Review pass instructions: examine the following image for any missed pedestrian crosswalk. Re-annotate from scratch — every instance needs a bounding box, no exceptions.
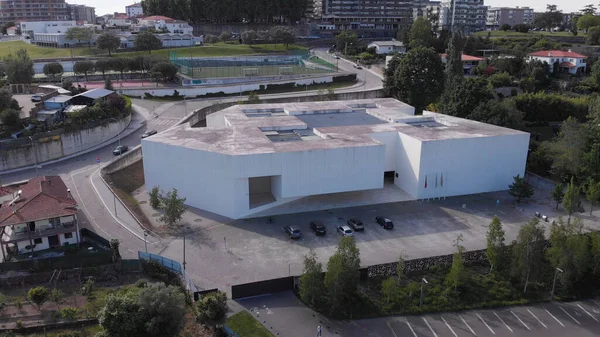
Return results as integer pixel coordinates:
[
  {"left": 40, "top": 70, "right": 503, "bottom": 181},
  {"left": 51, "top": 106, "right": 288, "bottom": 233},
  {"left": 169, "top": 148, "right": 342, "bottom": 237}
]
[{"left": 148, "top": 118, "right": 178, "bottom": 127}]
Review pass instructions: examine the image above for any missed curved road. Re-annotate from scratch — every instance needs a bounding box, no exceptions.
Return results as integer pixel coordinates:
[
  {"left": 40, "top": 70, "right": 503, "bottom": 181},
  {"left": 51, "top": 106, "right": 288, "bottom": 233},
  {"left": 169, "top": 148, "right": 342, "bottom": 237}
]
[{"left": 0, "top": 59, "right": 383, "bottom": 259}]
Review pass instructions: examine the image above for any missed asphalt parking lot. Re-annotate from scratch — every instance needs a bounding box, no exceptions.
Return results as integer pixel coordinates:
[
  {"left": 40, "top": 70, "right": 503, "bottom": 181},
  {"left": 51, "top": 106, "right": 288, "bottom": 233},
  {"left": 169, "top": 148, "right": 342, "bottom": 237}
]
[
  {"left": 158, "top": 192, "right": 532, "bottom": 290},
  {"left": 366, "top": 299, "right": 600, "bottom": 337}
]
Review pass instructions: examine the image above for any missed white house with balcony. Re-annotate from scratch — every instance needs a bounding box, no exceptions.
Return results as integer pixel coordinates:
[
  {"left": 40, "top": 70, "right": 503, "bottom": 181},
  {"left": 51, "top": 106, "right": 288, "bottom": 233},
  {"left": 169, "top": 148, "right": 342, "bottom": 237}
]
[
  {"left": 528, "top": 50, "right": 587, "bottom": 75},
  {"left": 137, "top": 15, "right": 193, "bottom": 34},
  {"left": 0, "top": 176, "right": 79, "bottom": 260}
]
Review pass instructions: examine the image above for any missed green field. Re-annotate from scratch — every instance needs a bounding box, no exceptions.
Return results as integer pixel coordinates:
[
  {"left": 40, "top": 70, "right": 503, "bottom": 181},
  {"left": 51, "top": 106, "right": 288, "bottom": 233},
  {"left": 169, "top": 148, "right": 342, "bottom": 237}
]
[
  {"left": 473, "top": 30, "right": 585, "bottom": 38},
  {"left": 0, "top": 41, "right": 307, "bottom": 60},
  {"left": 226, "top": 311, "right": 274, "bottom": 337}
]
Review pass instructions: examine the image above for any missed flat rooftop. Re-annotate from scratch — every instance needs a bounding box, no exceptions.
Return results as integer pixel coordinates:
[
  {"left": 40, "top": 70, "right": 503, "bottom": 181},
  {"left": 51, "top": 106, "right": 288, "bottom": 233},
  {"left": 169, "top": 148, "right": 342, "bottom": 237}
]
[{"left": 145, "top": 98, "right": 528, "bottom": 155}]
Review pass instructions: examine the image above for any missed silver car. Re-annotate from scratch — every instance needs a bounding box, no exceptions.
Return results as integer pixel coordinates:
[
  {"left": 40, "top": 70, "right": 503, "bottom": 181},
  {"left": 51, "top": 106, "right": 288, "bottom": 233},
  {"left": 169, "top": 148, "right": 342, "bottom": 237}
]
[{"left": 337, "top": 225, "right": 354, "bottom": 237}]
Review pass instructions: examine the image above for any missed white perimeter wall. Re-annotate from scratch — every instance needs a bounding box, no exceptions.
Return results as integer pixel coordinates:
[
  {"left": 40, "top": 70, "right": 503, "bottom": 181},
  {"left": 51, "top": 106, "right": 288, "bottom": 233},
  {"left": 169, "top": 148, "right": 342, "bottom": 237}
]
[
  {"left": 143, "top": 140, "right": 385, "bottom": 218},
  {"left": 415, "top": 134, "right": 530, "bottom": 199}
]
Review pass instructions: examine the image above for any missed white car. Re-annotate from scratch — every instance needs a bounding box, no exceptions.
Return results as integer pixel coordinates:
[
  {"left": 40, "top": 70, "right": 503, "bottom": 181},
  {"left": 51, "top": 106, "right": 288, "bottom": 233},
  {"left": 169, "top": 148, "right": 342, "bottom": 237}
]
[{"left": 337, "top": 225, "right": 354, "bottom": 237}]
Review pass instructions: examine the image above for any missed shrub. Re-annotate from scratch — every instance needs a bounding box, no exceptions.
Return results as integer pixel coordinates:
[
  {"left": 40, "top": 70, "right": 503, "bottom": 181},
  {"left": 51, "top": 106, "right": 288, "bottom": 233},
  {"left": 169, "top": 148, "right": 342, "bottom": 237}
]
[
  {"left": 15, "top": 320, "right": 23, "bottom": 328},
  {"left": 514, "top": 92, "right": 590, "bottom": 122},
  {"left": 489, "top": 72, "right": 512, "bottom": 88},
  {"left": 27, "top": 286, "right": 49, "bottom": 311}
]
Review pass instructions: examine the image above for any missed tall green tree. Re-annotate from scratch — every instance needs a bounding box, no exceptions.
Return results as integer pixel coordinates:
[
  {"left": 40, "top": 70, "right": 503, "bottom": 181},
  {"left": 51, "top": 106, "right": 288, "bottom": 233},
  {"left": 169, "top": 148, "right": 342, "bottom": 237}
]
[
  {"left": 65, "top": 27, "right": 94, "bottom": 48},
  {"left": 440, "top": 77, "right": 493, "bottom": 117},
  {"left": 546, "top": 218, "right": 589, "bottom": 293},
  {"left": 110, "top": 58, "right": 130, "bottom": 80},
  {"left": 409, "top": 16, "right": 434, "bottom": 48},
  {"left": 563, "top": 177, "right": 582, "bottom": 217},
  {"left": 3, "top": 48, "right": 34, "bottom": 84},
  {"left": 96, "top": 33, "right": 121, "bottom": 56},
  {"left": 585, "top": 179, "right": 600, "bottom": 215},
  {"left": 386, "top": 47, "right": 444, "bottom": 114},
  {"left": 138, "top": 283, "right": 186, "bottom": 337},
  {"left": 468, "top": 99, "right": 525, "bottom": 129},
  {"left": 533, "top": 7, "right": 564, "bottom": 32},
  {"left": 135, "top": 31, "right": 162, "bottom": 54},
  {"left": 42, "top": 62, "right": 64, "bottom": 82},
  {"left": 0, "top": 109, "right": 22, "bottom": 130},
  {"left": 159, "top": 188, "right": 186, "bottom": 228},
  {"left": 540, "top": 117, "right": 588, "bottom": 181},
  {"left": 269, "top": 26, "right": 296, "bottom": 50},
  {"left": 299, "top": 250, "right": 325, "bottom": 308},
  {"left": 444, "top": 31, "right": 465, "bottom": 87},
  {"left": 581, "top": 4, "right": 597, "bottom": 15},
  {"left": 335, "top": 31, "right": 358, "bottom": 55},
  {"left": 508, "top": 174, "right": 534, "bottom": 203},
  {"left": 577, "top": 14, "right": 600, "bottom": 32},
  {"left": 95, "top": 58, "right": 113, "bottom": 79},
  {"left": 98, "top": 294, "right": 141, "bottom": 337},
  {"left": 150, "top": 62, "right": 178, "bottom": 81},
  {"left": 325, "top": 236, "right": 360, "bottom": 318},
  {"left": 512, "top": 217, "right": 546, "bottom": 293},
  {"left": 73, "top": 60, "right": 95, "bottom": 81},
  {"left": 446, "top": 234, "right": 466, "bottom": 293},
  {"left": 552, "top": 183, "right": 565, "bottom": 210},
  {"left": 486, "top": 216, "right": 505, "bottom": 273},
  {"left": 590, "top": 231, "right": 600, "bottom": 274}
]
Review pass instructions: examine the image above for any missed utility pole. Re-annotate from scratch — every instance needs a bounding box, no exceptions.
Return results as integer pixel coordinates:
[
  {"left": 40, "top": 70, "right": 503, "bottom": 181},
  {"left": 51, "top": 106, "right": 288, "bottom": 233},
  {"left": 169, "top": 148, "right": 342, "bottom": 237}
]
[
  {"left": 143, "top": 231, "right": 148, "bottom": 254},
  {"left": 182, "top": 236, "right": 187, "bottom": 270}
]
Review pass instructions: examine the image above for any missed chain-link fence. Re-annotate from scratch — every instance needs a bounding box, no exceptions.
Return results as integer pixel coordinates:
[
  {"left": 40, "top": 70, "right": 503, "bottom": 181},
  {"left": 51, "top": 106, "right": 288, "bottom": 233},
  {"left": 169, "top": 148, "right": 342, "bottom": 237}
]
[{"left": 171, "top": 52, "right": 337, "bottom": 79}]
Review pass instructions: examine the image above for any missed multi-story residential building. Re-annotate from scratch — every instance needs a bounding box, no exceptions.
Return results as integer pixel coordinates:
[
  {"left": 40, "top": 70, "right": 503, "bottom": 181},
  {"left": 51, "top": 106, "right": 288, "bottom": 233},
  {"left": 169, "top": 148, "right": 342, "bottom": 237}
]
[
  {"left": 0, "top": 0, "right": 69, "bottom": 25},
  {"left": 413, "top": 1, "right": 442, "bottom": 30},
  {"left": 439, "top": 0, "right": 487, "bottom": 34},
  {"left": 486, "top": 7, "right": 533, "bottom": 29},
  {"left": 318, "top": 0, "right": 414, "bottom": 33},
  {"left": 126, "top": 2, "right": 144, "bottom": 18},
  {"left": 68, "top": 4, "right": 95, "bottom": 23},
  {"left": 0, "top": 176, "right": 80, "bottom": 259},
  {"left": 528, "top": 50, "right": 587, "bottom": 75}
]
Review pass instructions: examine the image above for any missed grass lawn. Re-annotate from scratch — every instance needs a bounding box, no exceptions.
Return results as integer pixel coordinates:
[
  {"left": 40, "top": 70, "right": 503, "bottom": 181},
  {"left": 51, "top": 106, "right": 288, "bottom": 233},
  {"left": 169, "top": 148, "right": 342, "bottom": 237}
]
[
  {"left": 0, "top": 40, "right": 307, "bottom": 60},
  {"left": 473, "top": 30, "right": 585, "bottom": 38},
  {"left": 226, "top": 311, "right": 274, "bottom": 337}
]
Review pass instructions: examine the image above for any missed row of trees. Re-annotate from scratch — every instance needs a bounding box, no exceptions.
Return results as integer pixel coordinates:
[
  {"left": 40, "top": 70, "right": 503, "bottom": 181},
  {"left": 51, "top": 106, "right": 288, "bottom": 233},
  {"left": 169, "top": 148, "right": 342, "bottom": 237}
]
[
  {"left": 141, "top": 0, "right": 307, "bottom": 24},
  {"left": 300, "top": 215, "right": 600, "bottom": 318},
  {"left": 69, "top": 57, "right": 178, "bottom": 82}
]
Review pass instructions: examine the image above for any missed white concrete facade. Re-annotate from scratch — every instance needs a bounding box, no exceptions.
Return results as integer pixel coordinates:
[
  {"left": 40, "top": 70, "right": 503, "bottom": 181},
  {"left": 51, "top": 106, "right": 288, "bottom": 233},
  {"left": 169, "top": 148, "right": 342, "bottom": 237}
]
[
  {"left": 19, "top": 20, "right": 76, "bottom": 36},
  {"left": 142, "top": 99, "right": 530, "bottom": 219},
  {"left": 527, "top": 50, "right": 587, "bottom": 75},
  {"left": 367, "top": 41, "right": 406, "bottom": 55},
  {"left": 126, "top": 3, "right": 144, "bottom": 17}
]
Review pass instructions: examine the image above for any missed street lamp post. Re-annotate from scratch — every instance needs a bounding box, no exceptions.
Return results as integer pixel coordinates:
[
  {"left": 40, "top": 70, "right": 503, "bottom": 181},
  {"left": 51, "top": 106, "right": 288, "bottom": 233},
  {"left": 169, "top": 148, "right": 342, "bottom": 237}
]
[
  {"left": 420, "top": 278, "right": 428, "bottom": 308},
  {"left": 143, "top": 231, "right": 148, "bottom": 254},
  {"left": 551, "top": 267, "right": 564, "bottom": 300}
]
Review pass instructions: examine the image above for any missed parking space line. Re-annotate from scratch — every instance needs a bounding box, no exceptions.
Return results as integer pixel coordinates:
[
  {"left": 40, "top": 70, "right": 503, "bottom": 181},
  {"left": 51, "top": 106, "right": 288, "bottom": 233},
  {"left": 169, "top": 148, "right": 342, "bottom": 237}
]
[
  {"left": 441, "top": 317, "right": 458, "bottom": 337},
  {"left": 510, "top": 310, "right": 530, "bottom": 331},
  {"left": 476, "top": 313, "right": 495, "bottom": 335},
  {"left": 559, "top": 306, "right": 581, "bottom": 325},
  {"left": 493, "top": 311, "right": 513, "bottom": 333},
  {"left": 577, "top": 303, "right": 599, "bottom": 322},
  {"left": 386, "top": 321, "right": 399, "bottom": 337},
  {"left": 422, "top": 317, "right": 438, "bottom": 337},
  {"left": 459, "top": 315, "right": 477, "bottom": 336},
  {"left": 406, "top": 321, "right": 418, "bottom": 337},
  {"left": 545, "top": 309, "right": 565, "bottom": 327},
  {"left": 527, "top": 309, "right": 547, "bottom": 328},
  {"left": 592, "top": 300, "right": 600, "bottom": 308}
]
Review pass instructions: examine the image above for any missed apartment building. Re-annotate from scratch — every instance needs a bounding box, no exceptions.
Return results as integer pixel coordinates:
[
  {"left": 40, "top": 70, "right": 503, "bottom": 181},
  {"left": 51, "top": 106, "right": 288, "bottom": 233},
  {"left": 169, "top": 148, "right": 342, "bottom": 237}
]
[
  {"left": 126, "top": 2, "right": 144, "bottom": 18},
  {"left": 0, "top": 0, "right": 69, "bottom": 25},
  {"left": 439, "top": 0, "right": 486, "bottom": 34},
  {"left": 486, "top": 7, "right": 533, "bottom": 29},
  {"left": 413, "top": 1, "right": 442, "bottom": 29},
  {"left": 68, "top": 4, "right": 95, "bottom": 23},
  {"left": 318, "top": 0, "right": 414, "bottom": 32}
]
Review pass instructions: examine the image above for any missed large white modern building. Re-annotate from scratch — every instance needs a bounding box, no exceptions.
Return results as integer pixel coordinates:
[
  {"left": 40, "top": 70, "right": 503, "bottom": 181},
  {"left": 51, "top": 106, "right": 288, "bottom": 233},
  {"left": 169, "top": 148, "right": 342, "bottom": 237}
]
[{"left": 142, "top": 99, "right": 530, "bottom": 219}]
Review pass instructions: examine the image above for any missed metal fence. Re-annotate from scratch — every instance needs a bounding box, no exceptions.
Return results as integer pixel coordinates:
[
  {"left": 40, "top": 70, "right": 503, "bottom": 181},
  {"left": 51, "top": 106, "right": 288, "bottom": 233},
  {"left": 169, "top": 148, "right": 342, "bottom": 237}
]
[{"left": 138, "top": 251, "right": 198, "bottom": 294}]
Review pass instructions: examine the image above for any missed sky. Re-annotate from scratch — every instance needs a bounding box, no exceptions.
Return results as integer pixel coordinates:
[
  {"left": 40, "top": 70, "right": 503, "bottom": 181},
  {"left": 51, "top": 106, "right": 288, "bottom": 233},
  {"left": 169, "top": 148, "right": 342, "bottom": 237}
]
[{"left": 70, "top": 0, "right": 589, "bottom": 17}]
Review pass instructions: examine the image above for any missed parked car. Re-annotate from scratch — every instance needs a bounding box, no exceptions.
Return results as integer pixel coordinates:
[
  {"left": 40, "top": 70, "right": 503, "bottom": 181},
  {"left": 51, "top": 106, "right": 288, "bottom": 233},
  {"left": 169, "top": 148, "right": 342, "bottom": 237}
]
[
  {"left": 354, "top": 64, "right": 362, "bottom": 69},
  {"left": 141, "top": 130, "right": 158, "bottom": 138},
  {"left": 284, "top": 225, "right": 302, "bottom": 239},
  {"left": 334, "top": 55, "right": 340, "bottom": 59},
  {"left": 112, "top": 145, "right": 129, "bottom": 155},
  {"left": 310, "top": 221, "right": 327, "bottom": 236},
  {"left": 375, "top": 216, "right": 394, "bottom": 229},
  {"left": 347, "top": 218, "right": 364, "bottom": 232},
  {"left": 337, "top": 225, "right": 354, "bottom": 237},
  {"left": 31, "top": 93, "right": 44, "bottom": 102}
]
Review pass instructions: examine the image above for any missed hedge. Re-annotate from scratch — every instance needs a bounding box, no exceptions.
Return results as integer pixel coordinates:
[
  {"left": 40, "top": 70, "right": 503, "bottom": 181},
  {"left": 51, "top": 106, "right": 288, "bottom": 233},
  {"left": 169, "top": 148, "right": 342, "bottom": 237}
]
[{"left": 514, "top": 92, "right": 590, "bottom": 122}]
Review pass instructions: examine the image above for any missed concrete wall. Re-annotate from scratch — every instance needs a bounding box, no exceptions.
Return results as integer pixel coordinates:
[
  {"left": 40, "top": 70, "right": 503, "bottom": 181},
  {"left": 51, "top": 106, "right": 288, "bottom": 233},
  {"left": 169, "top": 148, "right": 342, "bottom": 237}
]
[
  {"left": 415, "top": 133, "right": 530, "bottom": 199},
  {"left": 143, "top": 140, "right": 386, "bottom": 219},
  {"left": 0, "top": 115, "right": 131, "bottom": 171},
  {"left": 394, "top": 133, "right": 423, "bottom": 198},
  {"left": 101, "top": 144, "right": 143, "bottom": 175}
]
